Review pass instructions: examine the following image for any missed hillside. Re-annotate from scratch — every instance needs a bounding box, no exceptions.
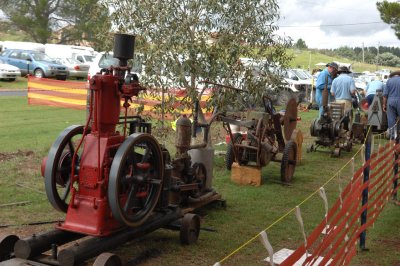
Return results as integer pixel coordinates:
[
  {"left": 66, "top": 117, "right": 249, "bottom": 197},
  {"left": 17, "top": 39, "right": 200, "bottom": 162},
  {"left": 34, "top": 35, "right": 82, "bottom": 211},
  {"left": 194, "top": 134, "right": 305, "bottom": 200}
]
[{"left": 289, "top": 49, "right": 398, "bottom": 73}]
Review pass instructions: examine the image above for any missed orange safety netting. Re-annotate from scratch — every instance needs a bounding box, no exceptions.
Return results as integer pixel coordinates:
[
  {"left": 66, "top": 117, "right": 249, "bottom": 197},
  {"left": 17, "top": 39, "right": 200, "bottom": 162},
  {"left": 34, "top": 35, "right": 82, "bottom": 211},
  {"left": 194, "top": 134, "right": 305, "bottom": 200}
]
[
  {"left": 279, "top": 141, "right": 400, "bottom": 266},
  {"left": 27, "top": 76, "right": 212, "bottom": 119}
]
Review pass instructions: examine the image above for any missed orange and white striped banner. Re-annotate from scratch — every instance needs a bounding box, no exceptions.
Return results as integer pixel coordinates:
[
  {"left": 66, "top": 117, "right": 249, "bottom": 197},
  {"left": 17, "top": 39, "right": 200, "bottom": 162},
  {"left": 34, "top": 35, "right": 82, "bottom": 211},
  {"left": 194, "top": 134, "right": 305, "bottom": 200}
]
[{"left": 27, "top": 76, "right": 212, "bottom": 119}]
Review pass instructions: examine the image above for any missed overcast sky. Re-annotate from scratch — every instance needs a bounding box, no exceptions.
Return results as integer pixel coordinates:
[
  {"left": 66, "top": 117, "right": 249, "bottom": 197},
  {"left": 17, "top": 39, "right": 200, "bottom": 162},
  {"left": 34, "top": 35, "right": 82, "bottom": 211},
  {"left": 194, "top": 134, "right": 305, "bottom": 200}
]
[{"left": 276, "top": 0, "right": 399, "bottom": 49}]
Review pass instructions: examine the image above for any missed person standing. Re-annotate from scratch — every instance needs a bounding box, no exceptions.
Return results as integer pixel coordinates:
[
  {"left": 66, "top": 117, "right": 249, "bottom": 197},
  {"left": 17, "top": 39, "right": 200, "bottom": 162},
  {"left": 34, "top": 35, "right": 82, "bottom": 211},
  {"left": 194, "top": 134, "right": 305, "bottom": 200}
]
[
  {"left": 330, "top": 66, "right": 356, "bottom": 114},
  {"left": 315, "top": 62, "right": 338, "bottom": 117},
  {"left": 383, "top": 71, "right": 400, "bottom": 139},
  {"left": 365, "top": 77, "right": 384, "bottom": 106}
]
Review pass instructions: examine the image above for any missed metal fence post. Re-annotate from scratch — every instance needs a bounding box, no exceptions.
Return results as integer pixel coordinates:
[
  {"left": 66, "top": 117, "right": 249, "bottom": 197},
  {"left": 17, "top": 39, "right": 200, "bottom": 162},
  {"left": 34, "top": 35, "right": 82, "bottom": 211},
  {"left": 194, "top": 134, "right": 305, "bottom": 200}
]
[{"left": 360, "top": 126, "right": 371, "bottom": 250}]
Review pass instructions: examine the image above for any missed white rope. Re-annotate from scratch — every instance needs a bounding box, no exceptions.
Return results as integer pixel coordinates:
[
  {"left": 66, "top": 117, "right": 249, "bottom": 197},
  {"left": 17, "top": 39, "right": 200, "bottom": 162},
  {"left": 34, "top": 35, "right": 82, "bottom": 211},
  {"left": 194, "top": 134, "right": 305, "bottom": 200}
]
[
  {"left": 295, "top": 206, "right": 308, "bottom": 256},
  {"left": 338, "top": 172, "right": 343, "bottom": 210},
  {"left": 260, "top": 231, "right": 275, "bottom": 266},
  {"left": 318, "top": 187, "right": 329, "bottom": 219}
]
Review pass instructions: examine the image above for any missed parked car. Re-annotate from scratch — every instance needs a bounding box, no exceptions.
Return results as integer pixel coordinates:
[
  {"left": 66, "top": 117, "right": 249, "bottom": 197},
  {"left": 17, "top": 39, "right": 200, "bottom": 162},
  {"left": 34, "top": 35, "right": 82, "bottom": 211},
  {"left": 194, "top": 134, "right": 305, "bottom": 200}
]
[
  {"left": 0, "top": 59, "right": 21, "bottom": 81},
  {"left": 87, "top": 52, "right": 119, "bottom": 80},
  {"left": 54, "top": 58, "right": 89, "bottom": 80},
  {"left": 268, "top": 67, "right": 313, "bottom": 103},
  {"left": 88, "top": 52, "right": 143, "bottom": 80},
  {"left": 0, "top": 49, "right": 68, "bottom": 80}
]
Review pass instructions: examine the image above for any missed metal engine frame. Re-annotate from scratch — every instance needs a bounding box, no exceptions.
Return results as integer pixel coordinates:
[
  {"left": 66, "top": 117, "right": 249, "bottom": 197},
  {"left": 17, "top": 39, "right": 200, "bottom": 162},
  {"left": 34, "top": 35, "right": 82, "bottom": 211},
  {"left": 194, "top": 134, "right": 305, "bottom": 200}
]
[{"left": 308, "top": 87, "right": 353, "bottom": 157}]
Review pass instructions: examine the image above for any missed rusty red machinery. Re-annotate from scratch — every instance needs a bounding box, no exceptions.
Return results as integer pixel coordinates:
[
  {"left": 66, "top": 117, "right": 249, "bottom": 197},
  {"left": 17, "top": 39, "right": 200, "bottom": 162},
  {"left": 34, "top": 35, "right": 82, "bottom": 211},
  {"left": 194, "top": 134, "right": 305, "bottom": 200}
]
[
  {"left": 221, "top": 93, "right": 300, "bottom": 183},
  {"left": 0, "top": 34, "right": 222, "bottom": 266}
]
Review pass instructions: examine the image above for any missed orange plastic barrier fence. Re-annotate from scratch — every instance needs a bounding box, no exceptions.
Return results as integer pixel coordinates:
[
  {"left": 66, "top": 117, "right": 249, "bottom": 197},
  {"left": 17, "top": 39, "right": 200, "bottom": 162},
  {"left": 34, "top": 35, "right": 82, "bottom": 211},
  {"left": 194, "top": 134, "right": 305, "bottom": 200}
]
[{"left": 280, "top": 142, "right": 399, "bottom": 266}]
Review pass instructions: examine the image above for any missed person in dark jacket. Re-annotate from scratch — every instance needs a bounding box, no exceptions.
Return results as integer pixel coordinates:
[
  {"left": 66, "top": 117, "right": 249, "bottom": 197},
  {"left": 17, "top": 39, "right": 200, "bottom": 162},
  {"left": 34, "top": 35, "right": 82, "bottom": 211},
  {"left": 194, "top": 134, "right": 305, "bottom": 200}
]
[{"left": 383, "top": 71, "right": 400, "bottom": 139}]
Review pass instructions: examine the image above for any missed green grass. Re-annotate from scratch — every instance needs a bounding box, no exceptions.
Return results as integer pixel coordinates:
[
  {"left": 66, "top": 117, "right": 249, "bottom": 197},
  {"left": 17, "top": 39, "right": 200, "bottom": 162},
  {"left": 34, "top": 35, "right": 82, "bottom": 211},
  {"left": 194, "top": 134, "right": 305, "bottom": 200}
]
[
  {"left": 289, "top": 49, "right": 398, "bottom": 73},
  {"left": 0, "top": 97, "right": 399, "bottom": 265},
  {"left": 0, "top": 77, "right": 28, "bottom": 90}
]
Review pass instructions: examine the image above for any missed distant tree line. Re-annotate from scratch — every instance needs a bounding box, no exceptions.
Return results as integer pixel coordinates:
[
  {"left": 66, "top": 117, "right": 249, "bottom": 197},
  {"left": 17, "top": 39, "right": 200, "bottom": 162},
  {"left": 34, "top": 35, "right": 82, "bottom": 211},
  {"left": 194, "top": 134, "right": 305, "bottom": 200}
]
[{"left": 318, "top": 46, "right": 400, "bottom": 67}]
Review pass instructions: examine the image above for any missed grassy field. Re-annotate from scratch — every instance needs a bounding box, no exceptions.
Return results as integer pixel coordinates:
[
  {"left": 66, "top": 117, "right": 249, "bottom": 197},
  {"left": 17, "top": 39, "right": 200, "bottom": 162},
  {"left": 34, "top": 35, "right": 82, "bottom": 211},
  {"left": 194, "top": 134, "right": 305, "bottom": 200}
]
[
  {"left": 0, "top": 77, "right": 28, "bottom": 90},
  {"left": 289, "top": 49, "right": 398, "bottom": 73},
  {"left": 0, "top": 96, "right": 399, "bottom": 265}
]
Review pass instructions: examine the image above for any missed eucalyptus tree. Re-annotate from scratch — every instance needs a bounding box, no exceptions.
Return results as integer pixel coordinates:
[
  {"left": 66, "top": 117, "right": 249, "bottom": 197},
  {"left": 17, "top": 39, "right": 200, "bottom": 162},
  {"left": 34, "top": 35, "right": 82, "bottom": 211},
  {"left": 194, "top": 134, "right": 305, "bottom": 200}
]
[
  {"left": 0, "top": 0, "right": 110, "bottom": 48},
  {"left": 105, "top": 0, "right": 292, "bottom": 114},
  {"left": 377, "top": 0, "right": 400, "bottom": 40}
]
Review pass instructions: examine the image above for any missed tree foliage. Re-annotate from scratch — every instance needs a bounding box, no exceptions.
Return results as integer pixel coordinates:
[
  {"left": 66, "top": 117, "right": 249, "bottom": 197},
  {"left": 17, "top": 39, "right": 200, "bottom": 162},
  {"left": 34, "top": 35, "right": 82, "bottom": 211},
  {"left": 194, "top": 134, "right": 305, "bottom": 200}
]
[
  {"left": 0, "top": 0, "right": 111, "bottom": 48},
  {"left": 105, "top": 0, "right": 292, "bottom": 114},
  {"left": 376, "top": 52, "right": 400, "bottom": 67},
  {"left": 377, "top": 0, "right": 400, "bottom": 39},
  {"left": 294, "top": 38, "right": 308, "bottom": 50}
]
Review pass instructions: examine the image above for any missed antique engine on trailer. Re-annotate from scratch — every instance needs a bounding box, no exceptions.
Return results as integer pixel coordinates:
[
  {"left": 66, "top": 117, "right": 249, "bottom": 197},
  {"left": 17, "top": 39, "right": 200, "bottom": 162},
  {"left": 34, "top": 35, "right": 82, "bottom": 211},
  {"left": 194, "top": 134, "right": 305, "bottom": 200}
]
[
  {"left": 41, "top": 33, "right": 219, "bottom": 238},
  {"left": 309, "top": 86, "right": 353, "bottom": 157}
]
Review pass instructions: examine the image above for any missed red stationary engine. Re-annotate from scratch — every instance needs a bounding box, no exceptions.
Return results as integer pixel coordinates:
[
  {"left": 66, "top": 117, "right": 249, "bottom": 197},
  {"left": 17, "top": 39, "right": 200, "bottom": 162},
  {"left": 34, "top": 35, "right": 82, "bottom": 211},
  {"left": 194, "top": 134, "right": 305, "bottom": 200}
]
[{"left": 42, "top": 34, "right": 165, "bottom": 236}]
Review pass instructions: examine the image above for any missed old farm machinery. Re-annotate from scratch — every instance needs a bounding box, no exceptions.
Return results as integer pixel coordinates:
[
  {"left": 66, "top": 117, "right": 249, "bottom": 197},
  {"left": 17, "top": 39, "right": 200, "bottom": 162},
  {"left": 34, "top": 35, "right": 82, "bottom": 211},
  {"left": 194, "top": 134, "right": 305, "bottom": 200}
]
[
  {"left": 308, "top": 84, "right": 353, "bottom": 157},
  {"left": 0, "top": 34, "right": 222, "bottom": 266},
  {"left": 223, "top": 94, "right": 300, "bottom": 183}
]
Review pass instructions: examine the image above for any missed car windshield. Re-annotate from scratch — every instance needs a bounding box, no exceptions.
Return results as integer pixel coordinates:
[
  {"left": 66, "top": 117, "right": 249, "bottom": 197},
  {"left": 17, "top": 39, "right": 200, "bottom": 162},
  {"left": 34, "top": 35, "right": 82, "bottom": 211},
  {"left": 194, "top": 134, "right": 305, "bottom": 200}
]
[
  {"left": 66, "top": 58, "right": 82, "bottom": 64},
  {"left": 292, "top": 69, "right": 309, "bottom": 80},
  {"left": 84, "top": 55, "right": 94, "bottom": 62},
  {"left": 31, "top": 52, "right": 53, "bottom": 62},
  {"left": 0, "top": 59, "right": 5, "bottom": 64}
]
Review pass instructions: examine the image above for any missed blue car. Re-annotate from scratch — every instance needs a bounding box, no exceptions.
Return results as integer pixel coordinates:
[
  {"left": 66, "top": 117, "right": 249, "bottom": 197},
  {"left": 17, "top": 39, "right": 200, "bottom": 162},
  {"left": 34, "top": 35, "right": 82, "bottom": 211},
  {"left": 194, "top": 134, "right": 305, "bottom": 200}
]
[{"left": 0, "top": 49, "right": 69, "bottom": 80}]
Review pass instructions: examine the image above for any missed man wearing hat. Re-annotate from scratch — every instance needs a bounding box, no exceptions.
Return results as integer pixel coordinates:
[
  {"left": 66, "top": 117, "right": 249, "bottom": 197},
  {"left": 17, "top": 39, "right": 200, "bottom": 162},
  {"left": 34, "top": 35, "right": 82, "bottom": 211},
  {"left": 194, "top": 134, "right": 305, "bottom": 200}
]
[
  {"left": 330, "top": 65, "right": 356, "bottom": 114},
  {"left": 315, "top": 62, "right": 338, "bottom": 117}
]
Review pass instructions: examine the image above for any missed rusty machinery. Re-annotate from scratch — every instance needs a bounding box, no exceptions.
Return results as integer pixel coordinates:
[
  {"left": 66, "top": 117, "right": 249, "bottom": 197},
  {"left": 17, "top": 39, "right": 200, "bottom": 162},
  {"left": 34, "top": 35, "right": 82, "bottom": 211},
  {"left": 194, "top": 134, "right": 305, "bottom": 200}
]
[
  {"left": 358, "top": 89, "right": 388, "bottom": 133},
  {"left": 222, "top": 95, "right": 299, "bottom": 183},
  {"left": 0, "top": 34, "right": 222, "bottom": 266},
  {"left": 308, "top": 85, "right": 353, "bottom": 157}
]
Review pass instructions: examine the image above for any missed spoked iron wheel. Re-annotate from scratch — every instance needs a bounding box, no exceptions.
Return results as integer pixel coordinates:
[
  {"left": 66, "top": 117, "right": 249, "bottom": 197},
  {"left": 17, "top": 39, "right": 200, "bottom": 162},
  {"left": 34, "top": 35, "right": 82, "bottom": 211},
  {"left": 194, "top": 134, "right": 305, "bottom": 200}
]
[
  {"left": 281, "top": 140, "right": 297, "bottom": 183},
  {"left": 108, "top": 133, "right": 164, "bottom": 227},
  {"left": 44, "top": 125, "right": 88, "bottom": 212},
  {"left": 226, "top": 133, "right": 247, "bottom": 170}
]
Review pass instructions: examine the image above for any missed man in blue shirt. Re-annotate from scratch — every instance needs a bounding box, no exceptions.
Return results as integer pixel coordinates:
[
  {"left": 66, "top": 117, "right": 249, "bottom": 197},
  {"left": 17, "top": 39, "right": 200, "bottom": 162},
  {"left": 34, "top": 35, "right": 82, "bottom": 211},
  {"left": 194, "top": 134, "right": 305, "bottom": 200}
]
[
  {"left": 383, "top": 71, "right": 400, "bottom": 139},
  {"left": 365, "top": 77, "right": 384, "bottom": 106},
  {"left": 315, "top": 62, "right": 338, "bottom": 117},
  {"left": 331, "top": 66, "right": 356, "bottom": 114}
]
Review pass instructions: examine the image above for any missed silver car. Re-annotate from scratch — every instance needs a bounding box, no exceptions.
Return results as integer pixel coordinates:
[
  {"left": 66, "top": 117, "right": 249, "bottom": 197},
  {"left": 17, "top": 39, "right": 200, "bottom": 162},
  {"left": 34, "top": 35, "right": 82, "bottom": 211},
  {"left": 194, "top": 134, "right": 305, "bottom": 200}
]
[
  {"left": 0, "top": 59, "right": 21, "bottom": 81},
  {"left": 54, "top": 58, "right": 89, "bottom": 80}
]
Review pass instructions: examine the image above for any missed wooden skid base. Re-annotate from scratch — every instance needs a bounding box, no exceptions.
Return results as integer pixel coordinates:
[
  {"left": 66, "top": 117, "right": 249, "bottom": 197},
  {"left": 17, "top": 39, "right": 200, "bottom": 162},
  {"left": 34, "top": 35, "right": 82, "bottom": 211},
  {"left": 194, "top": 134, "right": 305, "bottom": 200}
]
[{"left": 230, "top": 163, "right": 262, "bottom": 186}]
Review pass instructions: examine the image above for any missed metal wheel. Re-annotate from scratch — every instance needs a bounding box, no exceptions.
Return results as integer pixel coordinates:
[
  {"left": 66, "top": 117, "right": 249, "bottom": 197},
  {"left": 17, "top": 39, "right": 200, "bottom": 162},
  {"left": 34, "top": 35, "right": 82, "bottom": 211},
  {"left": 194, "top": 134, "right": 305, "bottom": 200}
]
[
  {"left": 306, "top": 144, "right": 314, "bottom": 153},
  {"left": 332, "top": 147, "right": 341, "bottom": 158},
  {"left": 108, "top": 133, "right": 164, "bottom": 227},
  {"left": 225, "top": 133, "right": 246, "bottom": 170},
  {"left": 94, "top": 253, "right": 122, "bottom": 266},
  {"left": 180, "top": 213, "right": 200, "bottom": 245},
  {"left": 0, "top": 234, "right": 19, "bottom": 261},
  {"left": 345, "top": 141, "right": 352, "bottom": 152},
  {"left": 191, "top": 163, "right": 207, "bottom": 197},
  {"left": 34, "top": 68, "right": 44, "bottom": 78},
  {"left": 283, "top": 98, "right": 298, "bottom": 141},
  {"left": 281, "top": 140, "right": 297, "bottom": 183},
  {"left": 45, "top": 125, "right": 88, "bottom": 212}
]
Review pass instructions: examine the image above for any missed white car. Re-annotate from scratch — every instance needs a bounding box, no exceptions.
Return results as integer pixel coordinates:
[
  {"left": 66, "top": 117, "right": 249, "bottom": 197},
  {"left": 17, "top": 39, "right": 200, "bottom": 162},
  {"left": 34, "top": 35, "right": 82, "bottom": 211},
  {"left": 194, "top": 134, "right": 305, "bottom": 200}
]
[
  {"left": 0, "top": 59, "right": 21, "bottom": 81},
  {"left": 88, "top": 52, "right": 144, "bottom": 80}
]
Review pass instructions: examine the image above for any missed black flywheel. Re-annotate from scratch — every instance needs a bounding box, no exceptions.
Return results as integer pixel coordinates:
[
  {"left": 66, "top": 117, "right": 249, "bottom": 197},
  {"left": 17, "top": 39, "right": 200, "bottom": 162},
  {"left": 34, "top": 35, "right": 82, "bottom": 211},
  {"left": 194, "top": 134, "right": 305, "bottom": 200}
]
[
  {"left": 108, "top": 133, "right": 164, "bottom": 227},
  {"left": 44, "top": 125, "right": 89, "bottom": 212}
]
